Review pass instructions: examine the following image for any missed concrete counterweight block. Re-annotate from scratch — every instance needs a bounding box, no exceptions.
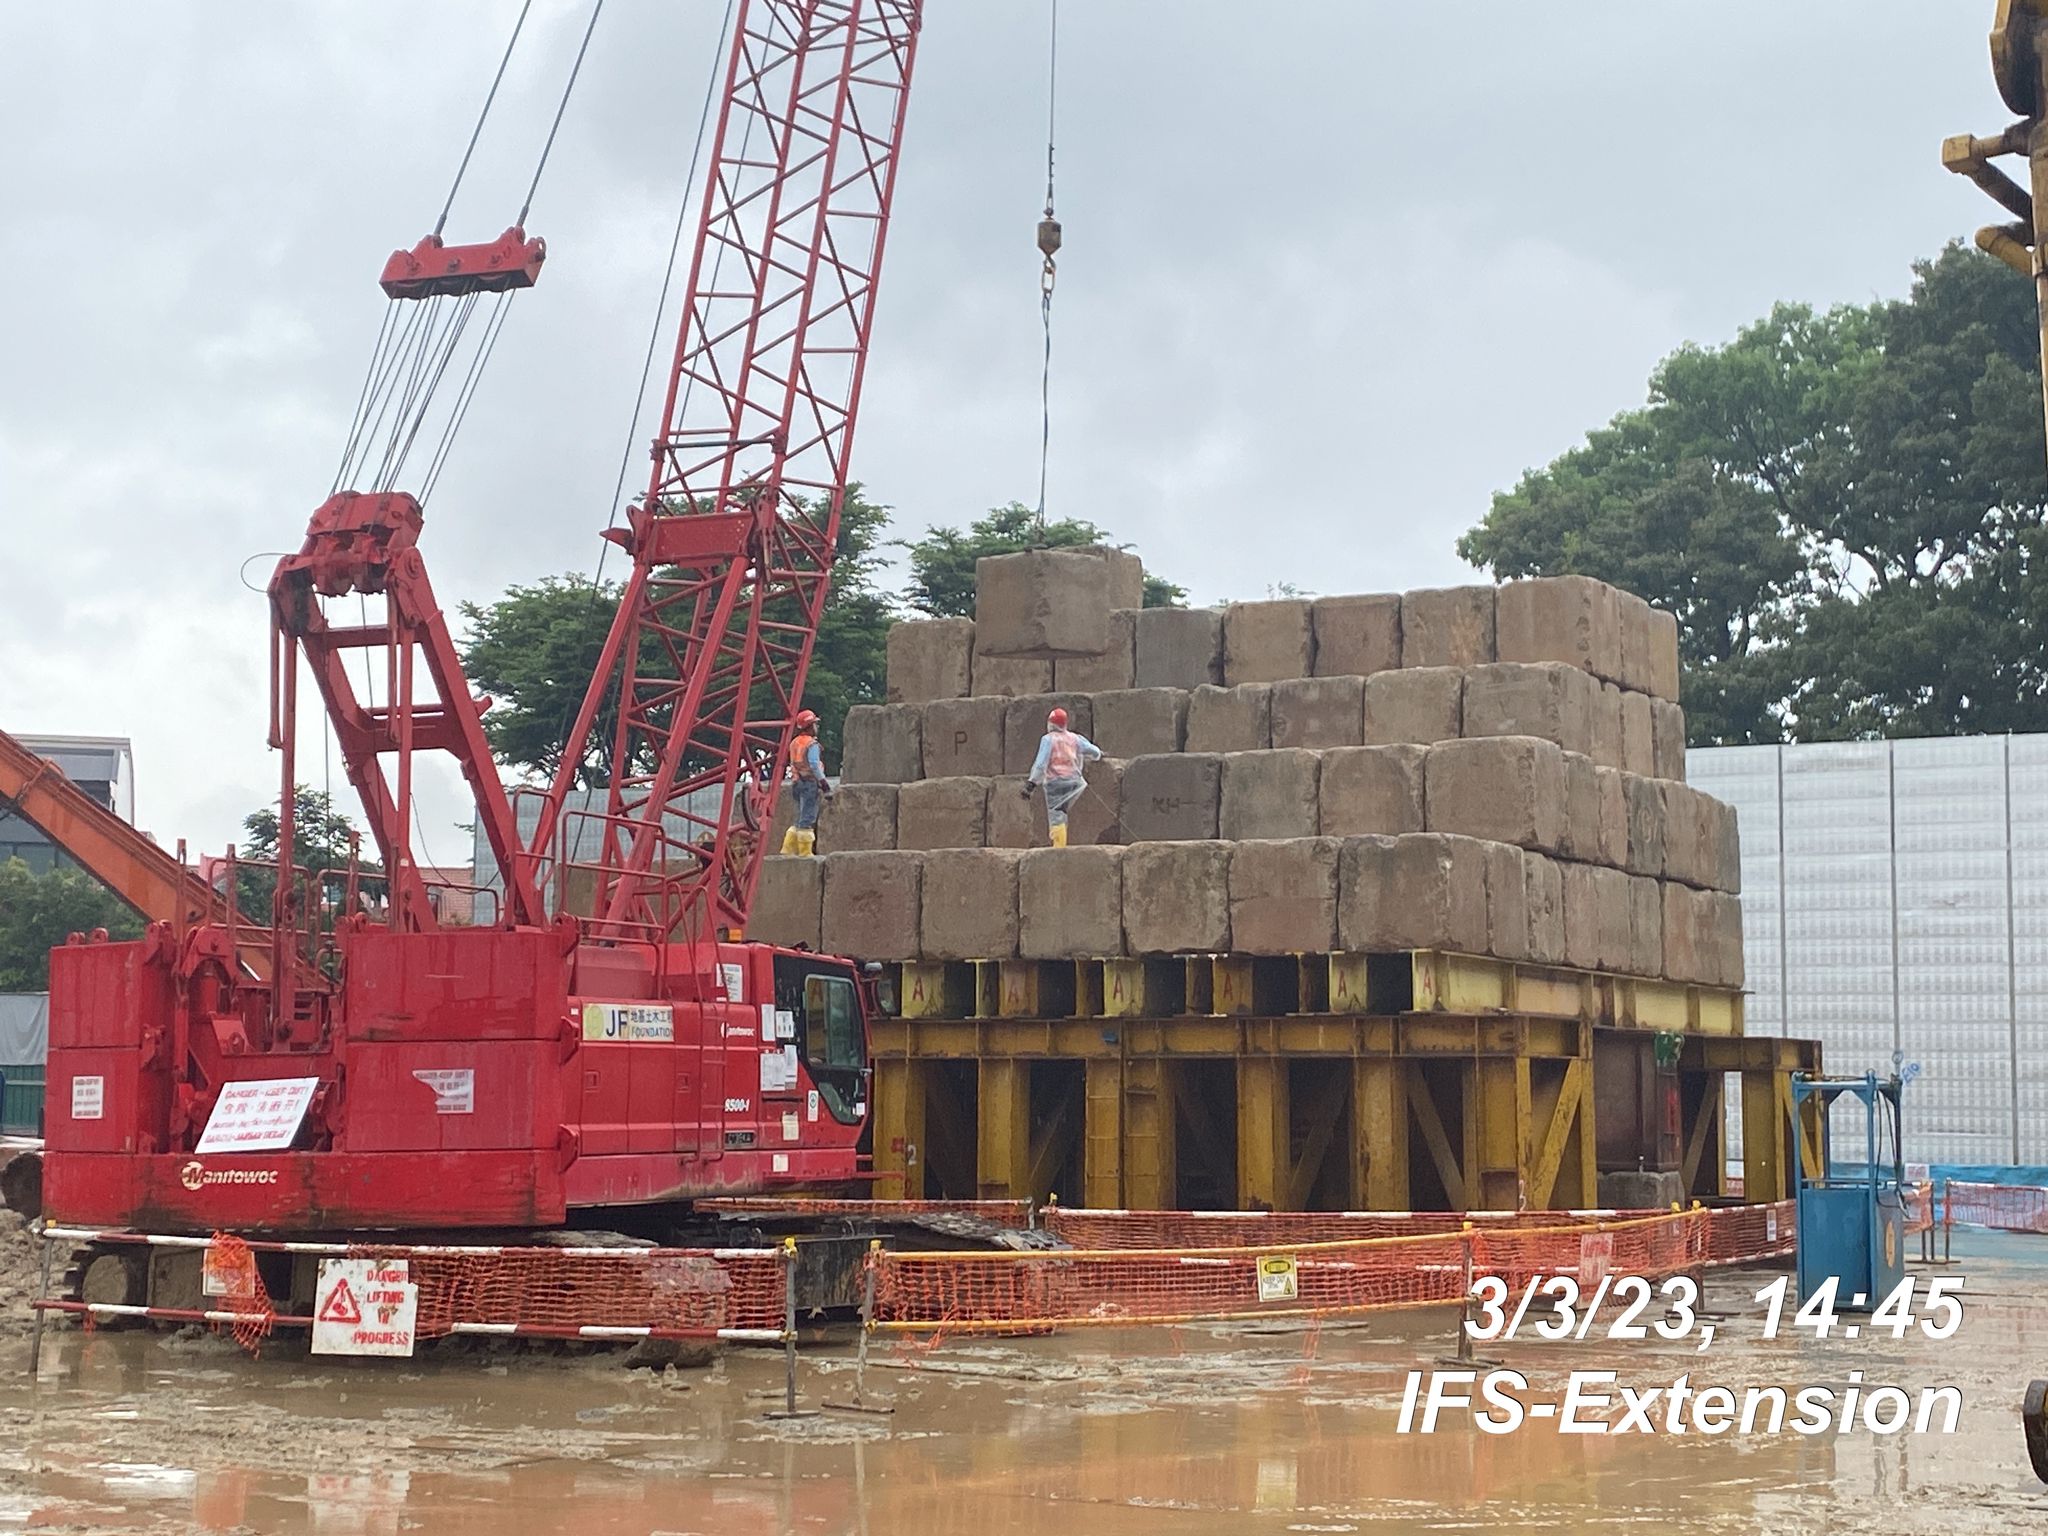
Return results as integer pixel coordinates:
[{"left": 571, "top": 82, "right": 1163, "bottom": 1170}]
[
  {"left": 1318, "top": 744, "right": 1426, "bottom": 836},
  {"left": 1092, "top": 688, "right": 1188, "bottom": 760},
  {"left": 1617, "top": 591, "right": 1655, "bottom": 695},
  {"left": 974, "top": 547, "right": 1141, "bottom": 660},
  {"left": 1219, "top": 749, "right": 1321, "bottom": 841},
  {"left": 971, "top": 652, "right": 1054, "bottom": 698},
  {"left": 1647, "top": 608, "right": 1682, "bottom": 702},
  {"left": 1619, "top": 689, "right": 1655, "bottom": 777},
  {"left": 895, "top": 777, "right": 991, "bottom": 851},
  {"left": 1423, "top": 735, "right": 1566, "bottom": 854},
  {"left": 1524, "top": 852, "right": 1566, "bottom": 965},
  {"left": 1363, "top": 667, "right": 1462, "bottom": 745},
  {"left": 1702, "top": 794, "right": 1742, "bottom": 894},
  {"left": 1562, "top": 861, "right": 1631, "bottom": 973},
  {"left": 1701, "top": 890, "right": 1745, "bottom": 987},
  {"left": 1400, "top": 586, "right": 1497, "bottom": 668},
  {"left": 1650, "top": 698, "right": 1687, "bottom": 782},
  {"left": 1222, "top": 599, "right": 1315, "bottom": 685},
  {"left": 1627, "top": 874, "right": 1663, "bottom": 979},
  {"left": 1338, "top": 834, "right": 1488, "bottom": 954},
  {"left": 1133, "top": 606, "right": 1224, "bottom": 690},
  {"left": 1622, "top": 773, "right": 1667, "bottom": 878},
  {"left": 748, "top": 855, "right": 823, "bottom": 951},
  {"left": 885, "top": 617, "right": 973, "bottom": 704},
  {"left": 1310, "top": 593, "right": 1401, "bottom": 679},
  {"left": 840, "top": 703, "right": 923, "bottom": 784},
  {"left": 987, "top": 774, "right": 1046, "bottom": 849},
  {"left": 1461, "top": 662, "right": 1599, "bottom": 757},
  {"left": 821, "top": 850, "right": 922, "bottom": 962},
  {"left": 1064, "top": 757, "right": 1127, "bottom": 847},
  {"left": 1019, "top": 845, "right": 1126, "bottom": 958},
  {"left": 817, "top": 783, "right": 898, "bottom": 852},
  {"left": 1122, "top": 841, "right": 1233, "bottom": 953},
  {"left": 1660, "top": 881, "right": 1702, "bottom": 983},
  {"left": 1270, "top": 675, "right": 1365, "bottom": 750},
  {"left": 1229, "top": 836, "right": 1340, "bottom": 955},
  {"left": 1053, "top": 609, "right": 1137, "bottom": 693},
  {"left": 1559, "top": 752, "right": 1624, "bottom": 866},
  {"left": 1477, "top": 838, "right": 1532, "bottom": 961},
  {"left": 1001, "top": 693, "right": 1095, "bottom": 776},
  {"left": 922, "top": 696, "right": 1007, "bottom": 779},
  {"left": 1495, "top": 575, "right": 1624, "bottom": 682},
  {"left": 1186, "top": 683, "right": 1272, "bottom": 753},
  {"left": 1658, "top": 782, "right": 1704, "bottom": 887},
  {"left": 1120, "top": 753, "right": 1222, "bottom": 841},
  {"left": 920, "top": 848, "right": 1023, "bottom": 960},
  {"left": 1592, "top": 683, "right": 1624, "bottom": 771}
]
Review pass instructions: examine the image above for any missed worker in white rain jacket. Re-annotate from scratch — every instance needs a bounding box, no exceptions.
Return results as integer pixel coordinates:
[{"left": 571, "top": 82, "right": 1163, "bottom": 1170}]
[{"left": 1020, "top": 706, "right": 1101, "bottom": 848}]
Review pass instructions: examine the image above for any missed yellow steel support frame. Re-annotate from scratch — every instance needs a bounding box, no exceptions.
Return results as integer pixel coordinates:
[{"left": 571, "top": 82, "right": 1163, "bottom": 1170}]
[
  {"left": 977, "top": 1059, "right": 1031, "bottom": 1200},
  {"left": 872, "top": 1057, "right": 926, "bottom": 1199},
  {"left": 1122, "top": 1057, "right": 1175, "bottom": 1208},
  {"left": 1083, "top": 1058, "right": 1124, "bottom": 1207},
  {"left": 1237, "top": 1056, "right": 1290, "bottom": 1209},
  {"left": 1353, "top": 1057, "right": 1409, "bottom": 1208}
]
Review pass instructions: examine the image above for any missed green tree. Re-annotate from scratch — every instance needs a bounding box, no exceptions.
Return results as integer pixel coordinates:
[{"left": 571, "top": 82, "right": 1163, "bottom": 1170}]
[
  {"left": 901, "top": 502, "right": 1187, "bottom": 618},
  {"left": 1459, "top": 244, "right": 2048, "bottom": 743},
  {"left": 238, "top": 786, "right": 380, "bottom": 920},
  {"left": 458, "top": 487, "right": 896, "bottom": 779},
  {"left": 0, "top": 857, "right": 143, "bottom": 990}
]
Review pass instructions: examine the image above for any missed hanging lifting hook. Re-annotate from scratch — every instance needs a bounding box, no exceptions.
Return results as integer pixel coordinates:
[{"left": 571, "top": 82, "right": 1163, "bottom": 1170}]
[{"left": 1037, "top": 210, "right": 1061, "bottom": 296}]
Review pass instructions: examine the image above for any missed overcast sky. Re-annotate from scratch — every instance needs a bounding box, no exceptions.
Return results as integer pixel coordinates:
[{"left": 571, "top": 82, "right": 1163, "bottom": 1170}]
[{"left": 0, "top": 2, "right": 2013, "bottom": 862}]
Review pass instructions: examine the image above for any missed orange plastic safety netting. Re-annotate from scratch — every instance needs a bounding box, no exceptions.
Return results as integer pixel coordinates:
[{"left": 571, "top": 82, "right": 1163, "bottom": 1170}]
[
  {"left": 350, "top": 1245, "right": 789, "bottom": 1338},
  {"left": 204, "top": 1232, "right": 276, "bottom": 1351},
  {"left": 1944, "top": 1180, "right": 2048, "bottom": 1234},
  {"left": 869, "top": 1210, "right": 1751, "bottom": 1334}
]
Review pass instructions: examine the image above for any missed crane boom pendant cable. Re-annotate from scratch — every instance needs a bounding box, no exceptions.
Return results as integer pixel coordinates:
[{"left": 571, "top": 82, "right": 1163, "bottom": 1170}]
[{"left": 1034, "top": 0, "right": 1061, "bottom": 533}]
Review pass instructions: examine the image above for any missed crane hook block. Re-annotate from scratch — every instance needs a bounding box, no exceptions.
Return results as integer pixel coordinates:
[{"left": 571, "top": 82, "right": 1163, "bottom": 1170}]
[
  {"left": 1037, "top": 215, "right": 1063, "bottom": 262},
  {"left": 379, "top": 226, "right": 547, "bottom": 301}
]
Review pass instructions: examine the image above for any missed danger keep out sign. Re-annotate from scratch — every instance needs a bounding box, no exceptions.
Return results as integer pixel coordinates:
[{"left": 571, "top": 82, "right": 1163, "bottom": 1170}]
[{"left": 312, "top": 1258, "right": 419, "bottom": 1357}]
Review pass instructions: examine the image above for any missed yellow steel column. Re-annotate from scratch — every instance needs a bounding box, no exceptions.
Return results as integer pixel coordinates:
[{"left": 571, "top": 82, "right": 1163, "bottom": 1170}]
[
  {"left": 1122, "top": 1057, "right": 1175, "bottom": 1209},
  {"left": 978, "top": 1058, "right": 1032, "bottom": 1200},
  {"left": 1353, "top": 1058, "right": 1409, "bottom": 1209},
  {"left": 1468, "top": 1057, "right": 1532, "bottom": 1211},
  {"left": 1237, "top": 1056, "right": 1291, "bottom": 1210},
  {"left": 1083, "top": 1057, "right": 1125, "bottom": 1208},
  {"left": 872, "top": 1057, "right": 926, "bottom": 1200},
  {"left": 1742, "top": 1069, "right": 1788, "bottom": 1203},
  {"left": 1571, "top": 1055, "right": 1599, "bottom": 1208}
]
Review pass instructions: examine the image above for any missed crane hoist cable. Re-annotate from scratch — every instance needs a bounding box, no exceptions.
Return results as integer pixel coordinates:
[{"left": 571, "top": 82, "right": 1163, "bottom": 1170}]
[{"left": 1034, "top": 0, "right": 1062, "bottom": 533}]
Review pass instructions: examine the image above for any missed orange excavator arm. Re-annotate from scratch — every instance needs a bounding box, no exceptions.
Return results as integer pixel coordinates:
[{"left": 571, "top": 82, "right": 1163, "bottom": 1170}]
[{"left": 0, "top": 726, "right": 267, "bottom": 979}]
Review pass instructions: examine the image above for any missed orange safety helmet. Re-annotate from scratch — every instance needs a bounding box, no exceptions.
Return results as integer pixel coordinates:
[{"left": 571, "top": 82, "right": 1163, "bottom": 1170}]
[
  {"left": 1047, "top": 707, "right": 1069, "bottom": 728},
  {"left": 794, "top": 709, "right": 819, "bottom": 728}
]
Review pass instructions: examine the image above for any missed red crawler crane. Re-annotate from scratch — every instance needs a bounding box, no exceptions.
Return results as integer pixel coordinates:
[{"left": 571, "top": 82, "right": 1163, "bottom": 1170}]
[{"left": 43, "top": 0, "right": 923, "bottom": 1235}]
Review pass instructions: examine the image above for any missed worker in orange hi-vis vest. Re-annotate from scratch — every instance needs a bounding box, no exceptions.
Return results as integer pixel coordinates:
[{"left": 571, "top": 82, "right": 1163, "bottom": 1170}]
[
  {"left": 1020, "top": 706, "right": 1102, "bottom": 848},
  {"left": 780, "top": 709, "right": 832, "bottom": 855}
]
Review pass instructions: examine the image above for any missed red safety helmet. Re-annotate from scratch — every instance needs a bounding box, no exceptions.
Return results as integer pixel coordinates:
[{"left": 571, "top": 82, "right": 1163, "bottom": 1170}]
[
  {"left": 794, "top": 709, "right": 818, "bottom": 728},
  {"left": 1047, "top": 707, "right": 1069, "bottom": 728}
]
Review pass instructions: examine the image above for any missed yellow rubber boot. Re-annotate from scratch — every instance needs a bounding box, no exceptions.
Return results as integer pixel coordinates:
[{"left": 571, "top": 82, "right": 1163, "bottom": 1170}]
[
  {"left": 780, "top": 826, "right": 802, "bottom": 855},
  {"left": 795, "top": 829, "right": 817, "bottom": 857},
  {"left": 1050, "top": 823, "right": 1068, "bottom": 849}
]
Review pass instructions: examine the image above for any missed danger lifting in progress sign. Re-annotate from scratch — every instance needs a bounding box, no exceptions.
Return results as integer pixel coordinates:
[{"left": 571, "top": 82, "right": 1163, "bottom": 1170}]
[{"left": 311, "top": 1258, "right": 420, "bottom": 1357}]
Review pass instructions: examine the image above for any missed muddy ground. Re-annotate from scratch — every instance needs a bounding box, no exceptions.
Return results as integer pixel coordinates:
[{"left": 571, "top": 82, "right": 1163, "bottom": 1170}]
[{"left": 2, "top": 1233, "right": 2047, "bottom": 1533}]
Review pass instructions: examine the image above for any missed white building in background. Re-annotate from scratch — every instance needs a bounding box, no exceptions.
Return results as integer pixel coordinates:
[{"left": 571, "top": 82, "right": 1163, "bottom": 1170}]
[{"left": 1692, "top": 735, "right": 2048, "bottom": 1170}]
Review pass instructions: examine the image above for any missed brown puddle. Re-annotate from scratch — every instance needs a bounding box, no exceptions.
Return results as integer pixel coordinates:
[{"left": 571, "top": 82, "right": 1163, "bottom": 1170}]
[{"left": 4, "top": 1242, "right": 2048, "bottom": 1534}]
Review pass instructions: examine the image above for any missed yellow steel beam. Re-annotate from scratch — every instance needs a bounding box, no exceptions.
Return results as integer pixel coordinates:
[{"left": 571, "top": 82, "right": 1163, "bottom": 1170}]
[
  {"left": 1407, "top": 1068, "right": 1466, "bottom": 1209},
  {"left": 1237, "top": 1056, "right": 1290, "bottom": 1208},
  {"left": 977, "top": 1059, "right": 1032, "bottom": 1199},
  {"left": 1526, "top": 1058, "right": 1585, "bottom": 1210},
  {"left": 872, "top": 1057, "right": 926, "bottom": 1199},
  {"left": 1285, "top": 1065, "right": 1349, "bottom": 1210},
  {"left": 1083, "top": 1058, "right": 1124, "bottom": 1207},
  {"left": 1211, "top": 956, "right": 1256, "bottom": 1017},
  {"left": 1354, "top": 1057, "right": 1410, "bottom": 1209},
  {"left": 1122, "top": 1057, "right": 1175, "bottom": 1208},
  {"left": 1741, "top": 1068, "right": 1788, "bottom": 1203},
  {"left": 1468, "top": 1056, "right": 1532, "bottom": 1210}
]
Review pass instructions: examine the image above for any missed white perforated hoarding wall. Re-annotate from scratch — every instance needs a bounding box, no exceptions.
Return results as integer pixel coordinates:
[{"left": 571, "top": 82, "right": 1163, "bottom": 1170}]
[{"left": 1690, "top": 735, "right": 2048, "bottom": 1168}]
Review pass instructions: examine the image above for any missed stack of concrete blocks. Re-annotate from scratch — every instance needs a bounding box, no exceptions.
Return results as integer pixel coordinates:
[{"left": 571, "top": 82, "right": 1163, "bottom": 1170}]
[{"left": 750, "top": 572, "right": 1742, "bottom": 988}]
